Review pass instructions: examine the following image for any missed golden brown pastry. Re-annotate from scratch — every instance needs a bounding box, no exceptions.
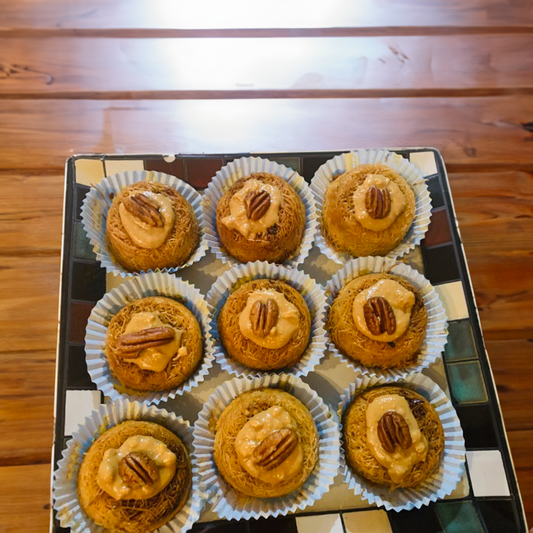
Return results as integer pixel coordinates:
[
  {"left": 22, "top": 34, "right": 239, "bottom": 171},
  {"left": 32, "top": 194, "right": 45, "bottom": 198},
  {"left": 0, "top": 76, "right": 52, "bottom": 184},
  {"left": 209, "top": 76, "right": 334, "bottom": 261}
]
[
  {"left": 106, "top": 181, "right": 199, "bottom": 272},
  {"left": 322, "top": 163, "right": 415, "bottom": 257},
  {"left": 78, "top": 420, "right": 191, "bottom": 533},
  {"left": 217, "top": 279, "right": 311, "bottom": 371},
  {"left": 106, "top": 296, "right": 203, "bottom": 392},
  {"left": 343, "top": 385, "right": 444, "bottom": 489},
  {"left": 216, "top": 173, "right": 306, "bottom": 263},
  {"left": 327, "top": 273, "right": 427, "bottom": 369},
  {"left": 213, "top": 388, "right": 318, "bottom": 498}
]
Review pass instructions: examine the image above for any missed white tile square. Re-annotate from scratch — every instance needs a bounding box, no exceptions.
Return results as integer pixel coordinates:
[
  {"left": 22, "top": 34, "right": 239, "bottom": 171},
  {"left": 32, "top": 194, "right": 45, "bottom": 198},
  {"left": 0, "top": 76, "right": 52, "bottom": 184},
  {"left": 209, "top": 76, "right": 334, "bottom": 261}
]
[
  {"left": 105, "top": 159, "right": 145, "bottom": 176},
  {"left": 409, "top": 151, "right": 438, "bottom": 177},
  {"left": 64, "top": 390, "right": 102, "bottom": 436},
  {"left": 467, "top": 450, "right": 510, "bottom": 497},
  {"left": 296, "top": 514, "right": 343, "bottom": 533},
  {"left": 343, "top": 510, "right": 392, "bottom": 533},
  {"left": 435, "top": 281, "right": 469, "bottom": 321},
  {"left": 75, "top": 159, "right": 105, "bottom": 186}
]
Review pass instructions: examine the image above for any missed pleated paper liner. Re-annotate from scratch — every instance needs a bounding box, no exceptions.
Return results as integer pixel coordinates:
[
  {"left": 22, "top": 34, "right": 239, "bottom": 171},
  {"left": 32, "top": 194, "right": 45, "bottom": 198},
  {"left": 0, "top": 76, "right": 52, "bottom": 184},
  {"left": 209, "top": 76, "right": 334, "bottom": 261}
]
[
  {"left": 206, "top": 261, "right": 327, "bottom": 378},
  {"left": 80, "top": 170, "right": 208, "bottom": 277},
  {"left": 85, "top": 272, "right": 214, "bottom": 405},
  {"left": 192, "top": 374, "right": 340, "bottom": 520},
  {"left": 338, "top": 373, "right": 465, "bottom": 511},
  {"left": 325, "top": 256, "right": 448, "bottom": 380},
  {"left": 310, "top": 149, "right": 432, "bottom": 264},
  {"left": 52, "top": 400, "right": 205, "bottom": 533},
  {"left": 202, "top": 156, "right": 317, "bottom": 268}
]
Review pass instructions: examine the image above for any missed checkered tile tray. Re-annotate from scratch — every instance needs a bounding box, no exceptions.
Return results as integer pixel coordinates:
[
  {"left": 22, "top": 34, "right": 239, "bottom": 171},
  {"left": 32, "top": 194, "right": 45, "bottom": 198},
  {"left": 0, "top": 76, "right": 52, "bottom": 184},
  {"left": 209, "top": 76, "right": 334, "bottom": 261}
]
[{"left": 52, "top": 149, "right": 527, "bottom": 533}]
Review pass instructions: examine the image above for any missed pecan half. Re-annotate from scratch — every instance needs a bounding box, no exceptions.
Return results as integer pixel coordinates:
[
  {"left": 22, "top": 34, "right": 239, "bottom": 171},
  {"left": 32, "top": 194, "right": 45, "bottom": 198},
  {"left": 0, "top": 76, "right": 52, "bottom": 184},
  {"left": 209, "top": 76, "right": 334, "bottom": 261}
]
[
  {"left": 119, "top": 452, "right": 159, "bottom": 486},
  {"left": 249, "top": 299, "right": 279, "bottom": 337},
  {"left": 365, "top": 186, "right": 391, "bottom": 219},
  {"left": 377, "top": 411, "right": 412, "bottom": 453},
  {"left": 363, "top": 297, "right": 396, "bottom": 336},
  {"left": 117, "top": 326, "right": 175, "bottom": 358},
  {"left": 253, "top": 428, "right": 298, "bottom": 470},
  {"left": 244, "top": 190, "right": 271, "bottom": 220},
  {"left": 122, "top": 194, "right": 164, "bottom": 227}
]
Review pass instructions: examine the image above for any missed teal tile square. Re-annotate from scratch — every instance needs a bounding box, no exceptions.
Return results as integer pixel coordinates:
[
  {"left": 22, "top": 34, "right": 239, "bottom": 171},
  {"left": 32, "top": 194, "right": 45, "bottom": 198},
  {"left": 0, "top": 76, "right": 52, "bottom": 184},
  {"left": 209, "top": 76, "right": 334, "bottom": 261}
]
[
  {"left": 73, "top": 221, "right": 97, "bottom": 261},
  {"left": 267, "top": 157, "right": 301, "bottom": 173},
  {"left": 445, "top": 320, "right": 478, "bottom": 362},
  {"left": 448, "top": 361, "right": 488, "bottom": 404},
  {"left": 436, "top": 501, "right": 484, "bottom": 533}
]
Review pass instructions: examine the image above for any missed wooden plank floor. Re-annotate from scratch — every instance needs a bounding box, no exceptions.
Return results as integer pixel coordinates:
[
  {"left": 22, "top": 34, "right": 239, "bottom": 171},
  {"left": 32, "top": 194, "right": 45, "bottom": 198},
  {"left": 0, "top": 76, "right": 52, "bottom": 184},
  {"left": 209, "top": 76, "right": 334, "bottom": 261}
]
[{"left": 0, "top": 1, "right": 532, "bottom": 531}]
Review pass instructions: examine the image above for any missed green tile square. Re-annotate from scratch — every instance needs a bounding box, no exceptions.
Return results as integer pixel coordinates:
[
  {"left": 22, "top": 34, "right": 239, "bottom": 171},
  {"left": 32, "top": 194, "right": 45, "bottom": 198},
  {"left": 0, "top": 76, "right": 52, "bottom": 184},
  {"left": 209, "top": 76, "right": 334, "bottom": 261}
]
[
  {"left": 445, "top": 320, "right": 478, "bottom": 362},
  {"left": 267, "top": 157, "right": 301, "bottom": 173},
  {"left": 448, "top": 361, "right": 488, "bottom": 404},
  {"left": 436, "top": 501, "right": 484, "bottom": 533},
  {"left": 73, "top": 221, "right": 97, "bottom": 261}
]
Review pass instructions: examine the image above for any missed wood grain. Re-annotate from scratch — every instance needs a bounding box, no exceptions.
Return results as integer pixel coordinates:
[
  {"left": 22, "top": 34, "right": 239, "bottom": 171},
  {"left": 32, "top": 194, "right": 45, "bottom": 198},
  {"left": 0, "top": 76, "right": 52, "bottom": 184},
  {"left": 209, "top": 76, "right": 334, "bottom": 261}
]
[
  {"left": 0, "top": 98, "right": 532, "bottom": 172},
  {"left": 1, "top": 35, "right": 532, "bottom": 98},
  {"left": 450, "top": 171, "right": 533, "bottom": 340},
  {"left": 486, "top": 339, "right": 533, "bottom": 431},
  {"left": 0, "top": 257, "right": 61, "bottom": 353},
  {"left": 508, "top": 430, "right": 533, "bottom": 522},
  {"left": 0, "top": 3, "right": 532, "bottom": 528},
  {"left": 0, "top": 463, "right": 52, "bottom": 533},
  {"left": 1, "top": 0, "right": 532, "bottom": 32}
]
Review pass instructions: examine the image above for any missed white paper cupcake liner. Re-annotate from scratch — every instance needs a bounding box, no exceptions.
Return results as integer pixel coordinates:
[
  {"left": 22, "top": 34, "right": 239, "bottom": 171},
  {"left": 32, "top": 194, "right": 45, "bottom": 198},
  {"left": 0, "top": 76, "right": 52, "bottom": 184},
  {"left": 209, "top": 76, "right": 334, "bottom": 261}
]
[
  {"left": 192, "top": 374, "right": 340, "bottom": 520},
  {"left": 85, "top": 272, "right": 214, "bottom": 405},
  {"left": 338, "top": 373, "right": 465, "bottom": 511},
  {"left": 202, "top": 156, "right": 317, "bottom": 268},
  {"left": 80, "top": 170, "right": 208, "bottom": 277},
  {"left": 206, "top": 261, "right": 327, "bottom": 378},
  {"left": 310, "top": 149, "right": 432, "bottom": 264},
  {"left": 52, "top": 399, "right": 205, "bottom": 533},
  {"left": 325, "top": 256, "right": 448, "bottom": 380}
]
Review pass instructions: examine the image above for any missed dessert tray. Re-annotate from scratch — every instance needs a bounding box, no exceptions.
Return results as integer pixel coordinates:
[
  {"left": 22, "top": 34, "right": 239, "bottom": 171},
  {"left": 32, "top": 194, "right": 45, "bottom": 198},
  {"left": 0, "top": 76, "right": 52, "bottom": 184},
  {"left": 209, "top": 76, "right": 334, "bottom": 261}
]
[{"left": 51, "top": 149, "right": 527, "bottom": 533}]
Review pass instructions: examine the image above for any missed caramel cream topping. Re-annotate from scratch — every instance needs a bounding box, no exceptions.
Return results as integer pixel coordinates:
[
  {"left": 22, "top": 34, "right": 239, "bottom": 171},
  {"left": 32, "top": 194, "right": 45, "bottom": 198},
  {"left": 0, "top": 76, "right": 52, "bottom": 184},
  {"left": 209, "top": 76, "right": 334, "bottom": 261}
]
[
  {"left": 366, "top": 394, "right": 428, "bottom": 483},
  {"left": 352, "top": 174, "right": 407, "bottom": 231},
  {"left": 119, "top": 191, "right": 175, "bottom": 249},
  {"left": 353, "top": 279, "right": 415, "bottom": 342},
  {"left": 235, "top": 406, "right": 303, "bottom": 485},
  {"left": 220, "top": 179, "right": 282, "bottom": 239},
  {"left": 97, "top": 435, "right": 177, "bottom": 500},
  {"left": 123, "top": 312, "right": 186, "bottom": 372},
  {"left": 238, "top": 289, "right": 300, "bottom": 349}
]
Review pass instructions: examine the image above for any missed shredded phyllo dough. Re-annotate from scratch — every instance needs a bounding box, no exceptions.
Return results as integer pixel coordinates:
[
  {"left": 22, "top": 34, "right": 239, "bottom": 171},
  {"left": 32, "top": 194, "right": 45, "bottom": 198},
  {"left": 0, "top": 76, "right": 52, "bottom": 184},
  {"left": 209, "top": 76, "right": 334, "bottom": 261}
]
[
  {"left": 322, "top": 163, "right": 415, "bottom": 257},
  {"left": 216, "top": 173, "right": 306, "bottom": 263},
  {"left": 106, "top": 181, "right": 199, "bottom": 272},
  {"left": 327, "top": 274, "right": 427, "bottom": 369},
  {"left": 214, "top": 389, "right": 318, "bottom": 498},
  {"left": 218, "top": 279, "right": 311, "bottom": 371},
  {"left": 343, "top": 386, "right": 444, "bottom": 490},
  {"left": 78, "top": 421, "right": 191, "bottom": 533},
  {"left": 106, "top": 297, "right": 203, "bottom": 392}
]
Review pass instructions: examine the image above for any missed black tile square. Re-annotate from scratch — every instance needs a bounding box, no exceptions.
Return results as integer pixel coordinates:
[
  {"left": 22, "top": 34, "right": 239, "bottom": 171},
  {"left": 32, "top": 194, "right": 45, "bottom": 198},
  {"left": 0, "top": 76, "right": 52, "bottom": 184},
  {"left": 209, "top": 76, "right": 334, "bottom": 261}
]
[
  {"left": 67, "top": 344, "right": 96, "bottom": 389},
  {"left": 144, "top": 157, "right": 185, "bottom": 181},
  {"left": 422, "top": 244, "right": 460, "bottom": 284},
  {"left": 249, "top": 516, "right": 297, "bottom": 533},
  {"left": 455, "top": 404, "right": 498, "bottom": 448},
  {"left": 71, "top": 262, "right": 106, "bottom": 301},
  {"left": 75, "top": 184, "right": 90, "bottom": 220},
  {"left": 302, "top": 155, "right": 333, "bottom": 181},
  {"left": 427, "top": 176, "right": 445, "bottom": 208},
  {"left": 69, "top": 301, "right": 96, "bottom": 344},
  {"left": 190, "top": 520, "right": 248, "bottom": 533},
  {"left": 477, "top": 500, "right": 521, "bottom": 533},
  {"left": 388, "top": 503, "right": 443, "bottom": 533},
  {"left": 185, "top": 157, "right": 224, "bottom": 188}
]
